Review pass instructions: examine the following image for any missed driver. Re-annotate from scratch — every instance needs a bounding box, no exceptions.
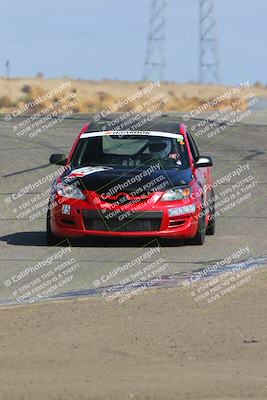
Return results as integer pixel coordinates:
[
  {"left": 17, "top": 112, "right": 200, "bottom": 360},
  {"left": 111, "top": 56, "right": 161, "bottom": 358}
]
[{"left": 149, "top": 139, "right": 181, "bottom": 164}]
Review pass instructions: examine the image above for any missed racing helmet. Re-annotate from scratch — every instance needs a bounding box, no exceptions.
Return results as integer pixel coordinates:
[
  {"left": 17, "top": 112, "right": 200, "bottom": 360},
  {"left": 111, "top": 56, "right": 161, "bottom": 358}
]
[{"left": 148, "top": 139, "right": 172, "bottom": 159}]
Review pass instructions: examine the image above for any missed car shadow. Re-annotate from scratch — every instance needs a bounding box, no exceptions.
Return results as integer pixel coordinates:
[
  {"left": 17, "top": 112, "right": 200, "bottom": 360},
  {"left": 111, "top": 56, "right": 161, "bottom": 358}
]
[
  {"left": 0, "top": 231, "right": 187, "bottom": 248},
  {"left": 1, "top": 232, "right": 48, "bottom": 247}
]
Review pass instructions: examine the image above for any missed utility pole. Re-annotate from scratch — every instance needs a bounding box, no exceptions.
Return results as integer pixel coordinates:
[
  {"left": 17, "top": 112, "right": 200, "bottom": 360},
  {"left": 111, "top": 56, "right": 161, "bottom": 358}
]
[
  {"left": 143, "top": 0, "right": 166, "bottom": 82},
  {"left": 5, "top": 60, "right": 10, "bottom": 79},
  {"left": 199, "top": 0, "right": 220, "bottom": 83}
]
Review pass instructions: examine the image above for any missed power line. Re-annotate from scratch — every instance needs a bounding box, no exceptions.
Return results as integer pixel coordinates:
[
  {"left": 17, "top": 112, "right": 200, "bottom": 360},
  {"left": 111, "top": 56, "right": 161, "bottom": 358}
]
[
  {"left": 199, "top": 0, "right": 220, "bottom": 83},
  {"left": 143, "top": 0, "right": 166, "bottom": 82}
]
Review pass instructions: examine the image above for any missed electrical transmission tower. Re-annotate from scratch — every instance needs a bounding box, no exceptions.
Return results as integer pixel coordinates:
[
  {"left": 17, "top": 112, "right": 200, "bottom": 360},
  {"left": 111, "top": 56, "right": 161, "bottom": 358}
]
[
  {"left": 199, "top": 0, "right": 220, "bottom": 83},
  {"left": 143, "top": 0, "right": 166, "bottom": 82}
]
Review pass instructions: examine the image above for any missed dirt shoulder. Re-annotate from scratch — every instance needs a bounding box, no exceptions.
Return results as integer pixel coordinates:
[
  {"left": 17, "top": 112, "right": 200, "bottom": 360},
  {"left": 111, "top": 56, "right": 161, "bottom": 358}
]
[{"left": 0, "top": 269, "right": 266, "bottom": 400}]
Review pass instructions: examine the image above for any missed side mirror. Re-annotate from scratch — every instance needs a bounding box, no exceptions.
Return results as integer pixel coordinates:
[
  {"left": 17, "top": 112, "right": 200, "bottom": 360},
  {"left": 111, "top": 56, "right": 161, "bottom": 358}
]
[
  {"left": 195, "top": 156, "right": 213, "bottom": 168},
  {"left": 49, "top": 153, "right": 67, "bottom": 166}
]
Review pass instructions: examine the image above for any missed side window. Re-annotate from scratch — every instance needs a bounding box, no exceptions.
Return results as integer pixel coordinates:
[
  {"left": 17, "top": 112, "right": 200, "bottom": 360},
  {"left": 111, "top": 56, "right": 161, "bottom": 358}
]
[{"left": 187, "top": 130, "right": 199, "bottom": 161}]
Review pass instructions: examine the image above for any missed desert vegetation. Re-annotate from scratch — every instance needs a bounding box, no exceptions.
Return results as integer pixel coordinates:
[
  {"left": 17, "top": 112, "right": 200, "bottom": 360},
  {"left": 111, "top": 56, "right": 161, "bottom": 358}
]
[{"left": 0, "top": 77, "right": 266, "bottom": 115}]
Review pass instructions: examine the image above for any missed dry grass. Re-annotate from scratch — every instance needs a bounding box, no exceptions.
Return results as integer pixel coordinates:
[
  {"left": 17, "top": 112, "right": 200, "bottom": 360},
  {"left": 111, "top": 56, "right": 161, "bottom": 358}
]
[{"left": 0, "top": 77, "right": 265, "bottom": 114}]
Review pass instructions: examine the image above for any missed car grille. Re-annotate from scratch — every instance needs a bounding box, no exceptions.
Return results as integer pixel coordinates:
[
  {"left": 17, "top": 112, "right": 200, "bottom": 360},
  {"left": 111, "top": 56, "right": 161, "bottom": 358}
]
[
  {"left": 83, "top": 211, "right": 162, "bottom": 232},
  {"left": 99, "top": 194, "right": 150, "bottom": 206},
  {"left": 102, "top": 198, "right": 146, "bottom": 206}
]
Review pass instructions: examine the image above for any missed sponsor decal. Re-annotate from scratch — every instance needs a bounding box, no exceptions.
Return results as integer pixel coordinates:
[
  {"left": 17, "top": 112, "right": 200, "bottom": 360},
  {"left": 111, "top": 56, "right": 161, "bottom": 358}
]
[
  {"left": 62, "top": 204, "right": 71, "bottom": 215},
  {"left": 80, "top": 131, "right": 184, "bottom": 140},
  {"left": 67, "top": 166, "right": 113, "bottom": 179}
]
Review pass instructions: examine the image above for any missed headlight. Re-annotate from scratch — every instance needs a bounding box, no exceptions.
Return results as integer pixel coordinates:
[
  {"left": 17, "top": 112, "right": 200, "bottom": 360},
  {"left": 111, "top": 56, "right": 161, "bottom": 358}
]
[
  {"left": 168, "top": 204, "right": 196, "bottom": 217},
  {"left": 56, "top": 183, "right": 85, "bottom": 200},
  {"left": 161, "top": 186, "right": 192, "bottom": 201}
]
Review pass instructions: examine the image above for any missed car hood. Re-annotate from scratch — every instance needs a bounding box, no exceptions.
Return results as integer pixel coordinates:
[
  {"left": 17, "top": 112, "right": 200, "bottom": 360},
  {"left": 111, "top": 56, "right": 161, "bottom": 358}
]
[{"left": 61, "top": 165, "right": 193, "bottom": 194}]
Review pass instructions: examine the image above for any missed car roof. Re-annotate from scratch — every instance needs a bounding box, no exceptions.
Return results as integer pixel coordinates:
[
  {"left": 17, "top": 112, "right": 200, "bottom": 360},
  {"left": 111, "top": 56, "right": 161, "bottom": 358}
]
[{"left": 85, "top": 113, "right": 186, "bottom": 135}]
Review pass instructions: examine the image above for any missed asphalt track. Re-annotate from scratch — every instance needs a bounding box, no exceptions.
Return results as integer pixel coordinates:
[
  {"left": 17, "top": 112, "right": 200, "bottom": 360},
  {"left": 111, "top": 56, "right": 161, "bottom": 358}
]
[{"left": 0, "top": 112, "right": 266, "bottom": 305}]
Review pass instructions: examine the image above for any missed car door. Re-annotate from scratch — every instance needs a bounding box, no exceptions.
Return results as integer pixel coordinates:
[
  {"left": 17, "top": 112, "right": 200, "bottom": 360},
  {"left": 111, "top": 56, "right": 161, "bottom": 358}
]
[{"left": 187, "top": 130, "right": 211, "bottom": 205}]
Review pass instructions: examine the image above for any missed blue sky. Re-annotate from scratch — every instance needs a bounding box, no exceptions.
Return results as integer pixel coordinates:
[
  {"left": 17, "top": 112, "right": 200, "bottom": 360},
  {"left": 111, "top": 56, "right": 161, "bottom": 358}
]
[{"left": 1, "top": 0, "right": 266, "bottom": 85}]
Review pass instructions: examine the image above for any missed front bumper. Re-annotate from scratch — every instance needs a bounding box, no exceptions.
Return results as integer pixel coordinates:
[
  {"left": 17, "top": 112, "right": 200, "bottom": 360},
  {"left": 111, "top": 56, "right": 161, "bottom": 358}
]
[{"left": 49, "top": 197, "right": 200, "bottom": 239}]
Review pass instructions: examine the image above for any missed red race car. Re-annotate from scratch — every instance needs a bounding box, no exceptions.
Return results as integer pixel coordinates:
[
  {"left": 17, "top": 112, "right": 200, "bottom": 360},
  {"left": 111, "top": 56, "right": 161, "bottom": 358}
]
[{"left": 47, "top": 116, "right": 215, "bottom": 245}]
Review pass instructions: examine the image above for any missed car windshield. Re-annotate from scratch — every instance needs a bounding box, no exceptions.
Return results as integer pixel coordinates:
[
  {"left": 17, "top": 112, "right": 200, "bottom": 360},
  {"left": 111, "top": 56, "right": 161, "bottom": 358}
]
[{"left": 71, "top": 132, "right": 190, "bottom": 169}]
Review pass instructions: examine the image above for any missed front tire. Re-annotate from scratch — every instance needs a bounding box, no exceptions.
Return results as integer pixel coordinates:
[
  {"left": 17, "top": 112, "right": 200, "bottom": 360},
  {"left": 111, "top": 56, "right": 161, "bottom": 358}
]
[
  {"left": 206, "top": 188, "right": 215, "bottom": 236},
  {"left": 189, "top": 204, "right": 206, "bottom": 245},
  {"left": 46, "top": 210, "right": 61, "bottom": 245}
]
